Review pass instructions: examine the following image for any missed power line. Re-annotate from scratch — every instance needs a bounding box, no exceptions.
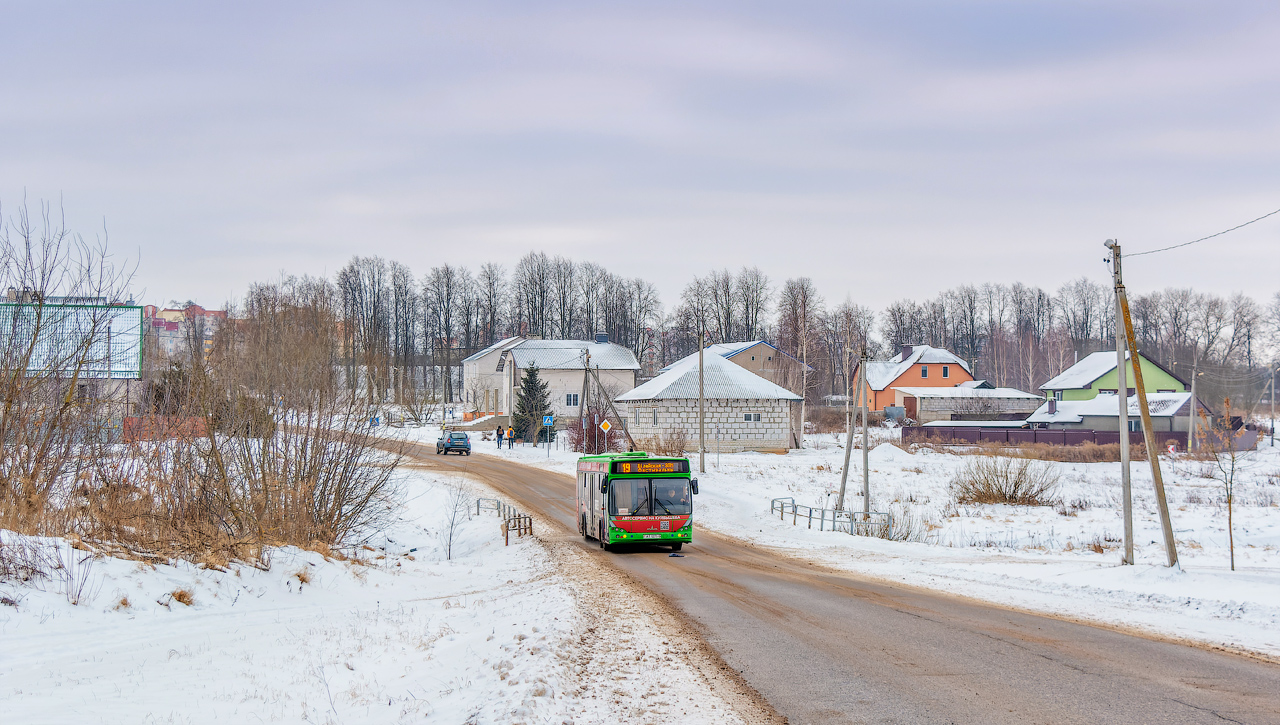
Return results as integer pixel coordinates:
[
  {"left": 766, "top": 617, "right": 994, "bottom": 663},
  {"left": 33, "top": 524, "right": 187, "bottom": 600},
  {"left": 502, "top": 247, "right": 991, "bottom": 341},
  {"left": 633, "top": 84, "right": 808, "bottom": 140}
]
[{"left": 1128, "top": 205, "right": 1280, "bottom": 257}]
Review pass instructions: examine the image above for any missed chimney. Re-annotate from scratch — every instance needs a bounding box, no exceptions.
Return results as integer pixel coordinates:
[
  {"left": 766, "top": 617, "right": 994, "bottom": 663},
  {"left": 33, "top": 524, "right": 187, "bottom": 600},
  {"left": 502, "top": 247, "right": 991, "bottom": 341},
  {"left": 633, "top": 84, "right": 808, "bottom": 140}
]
[
  {"left": 900, "top": 344, "right": 913, "bottom": 361},
  {"left": 1048, "top": 398, "right": 1057, "bottom": 415},
  {"left": 595, "top": 332, "right": 609, "bottom": 344}
]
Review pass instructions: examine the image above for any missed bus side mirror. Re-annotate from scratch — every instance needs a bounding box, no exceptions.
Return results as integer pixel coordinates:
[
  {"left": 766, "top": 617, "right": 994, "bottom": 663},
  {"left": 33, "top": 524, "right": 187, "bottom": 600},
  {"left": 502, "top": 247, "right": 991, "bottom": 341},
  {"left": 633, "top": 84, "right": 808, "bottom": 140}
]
[
  {"left": 691, "top": 478, "right": 699, "bottom": 495},
  {"left": 600, "top": 480, "right": 609, "bottom": 494}
]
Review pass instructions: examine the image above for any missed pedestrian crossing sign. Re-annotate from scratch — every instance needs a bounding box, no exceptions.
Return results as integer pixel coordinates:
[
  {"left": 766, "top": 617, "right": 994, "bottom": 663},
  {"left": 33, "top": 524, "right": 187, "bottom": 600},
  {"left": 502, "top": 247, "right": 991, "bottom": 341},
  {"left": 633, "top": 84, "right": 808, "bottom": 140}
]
[{"left": 543, "top": 415, "right": 554, "bottom": 426}]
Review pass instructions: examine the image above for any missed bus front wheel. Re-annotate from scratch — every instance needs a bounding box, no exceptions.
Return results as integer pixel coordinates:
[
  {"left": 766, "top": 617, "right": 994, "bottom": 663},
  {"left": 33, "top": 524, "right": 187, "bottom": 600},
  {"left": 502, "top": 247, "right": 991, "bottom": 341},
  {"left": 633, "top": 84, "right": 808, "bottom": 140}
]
[{"left": 671, "top": 542, "right": 683, "bottom": 551}]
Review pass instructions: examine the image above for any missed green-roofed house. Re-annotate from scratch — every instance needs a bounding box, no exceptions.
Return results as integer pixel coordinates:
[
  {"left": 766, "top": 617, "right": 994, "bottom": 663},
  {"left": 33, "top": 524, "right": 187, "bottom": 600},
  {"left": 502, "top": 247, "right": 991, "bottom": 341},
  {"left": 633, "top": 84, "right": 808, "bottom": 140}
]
[{"left": 1039, "top": 351, "right": 1189, "bottom": 402}]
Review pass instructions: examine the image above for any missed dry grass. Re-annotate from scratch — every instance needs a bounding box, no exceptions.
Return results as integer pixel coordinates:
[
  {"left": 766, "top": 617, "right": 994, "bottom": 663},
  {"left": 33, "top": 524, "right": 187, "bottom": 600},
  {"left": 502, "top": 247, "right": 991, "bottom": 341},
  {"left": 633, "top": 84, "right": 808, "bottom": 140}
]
[
  {"left": 902, "top": 439, "right": 1148, "bottom": 463},
  {"left": 294, "top": 568, "right": 312, "bottom": 585},
  {"left": 171, "top": 588, "right": 194, "bottom": 606},
  {"left": 950, "top": 457, "right": 1061, "bottom": 507}
]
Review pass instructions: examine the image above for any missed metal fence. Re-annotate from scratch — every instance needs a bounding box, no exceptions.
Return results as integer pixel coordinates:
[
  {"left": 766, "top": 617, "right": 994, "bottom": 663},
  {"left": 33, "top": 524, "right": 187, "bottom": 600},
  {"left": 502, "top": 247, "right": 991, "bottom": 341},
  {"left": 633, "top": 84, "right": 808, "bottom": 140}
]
[
  {"left": 475, "top": 497, "right": 535, "bottom": 545},
  {"left": 770, "top": 497, "right": 892, "bottom": 539}
]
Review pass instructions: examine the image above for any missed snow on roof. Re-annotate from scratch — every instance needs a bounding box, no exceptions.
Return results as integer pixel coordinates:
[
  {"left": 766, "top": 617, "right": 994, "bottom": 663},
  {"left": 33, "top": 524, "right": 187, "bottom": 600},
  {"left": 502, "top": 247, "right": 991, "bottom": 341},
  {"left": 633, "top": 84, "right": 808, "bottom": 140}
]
[
  {"left": 461, "top": 336, "right": 522, "bottom": 364},
  {"left": 1027, "top": 392, "right": 1191, "bottom": 424},
  {"left": 658, "top": 340, "right": 812, "bottom": 372},
  {"left": 957, "top": 380, "right": 993, "bottom": 389},
  {"left": 616, "top": 351, "right": 801, "bottom": 402},
  {"left": 893, "top": 386, "right": 1042, "bottom": 400},
  {"left": 922, "top": 419, "right": 1028, "bottom": 428},
  {"left": 1038, "top": 351, "right": 1128, "bottom": 391},
  {"left": 862, "top": 345, "right": 972, "bottom": 390},
  {"left": 509, "top": 339, "right": 640, "bottom": 371}
]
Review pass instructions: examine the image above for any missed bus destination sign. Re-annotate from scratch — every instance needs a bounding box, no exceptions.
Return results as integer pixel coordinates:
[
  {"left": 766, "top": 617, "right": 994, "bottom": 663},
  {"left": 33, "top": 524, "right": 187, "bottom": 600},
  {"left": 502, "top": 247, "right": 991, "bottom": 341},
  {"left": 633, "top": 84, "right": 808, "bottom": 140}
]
[{"left": 613, "top": 460, "right": 688, "bottom": 475}]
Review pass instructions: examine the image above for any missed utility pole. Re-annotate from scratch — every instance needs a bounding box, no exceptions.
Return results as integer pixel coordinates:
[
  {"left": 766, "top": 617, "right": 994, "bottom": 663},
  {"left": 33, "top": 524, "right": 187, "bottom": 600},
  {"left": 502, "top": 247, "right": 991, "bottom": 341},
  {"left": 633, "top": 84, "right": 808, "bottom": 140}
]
[
  {"left": 1107, "top": 241, "right": 1134, "bottom": 566},
  {"left": 1188, "top": 354, "right": 1199, "bottom": 453},
  {"left": 836, "top": 351, "right": 864, "bottom": 511},
  {"left": 861, "top": 351, "right": 870, "bottom": 514},
  {"left": 1271, "top": 366, "right": 1276, "bottom": 447},
  {"left": 698, "top": 325, "right": 706, "bottom": 474},
  {"left": 1109, "top": 240, "right": 1179, "bottom": 568}
]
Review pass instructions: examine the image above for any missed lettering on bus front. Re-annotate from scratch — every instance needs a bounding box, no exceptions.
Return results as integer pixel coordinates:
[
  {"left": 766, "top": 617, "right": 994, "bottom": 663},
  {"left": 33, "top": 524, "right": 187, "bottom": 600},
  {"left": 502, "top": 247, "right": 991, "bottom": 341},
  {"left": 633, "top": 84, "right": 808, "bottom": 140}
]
[{"left": 608, "top": 478, "right": 692, "bottom": 516}]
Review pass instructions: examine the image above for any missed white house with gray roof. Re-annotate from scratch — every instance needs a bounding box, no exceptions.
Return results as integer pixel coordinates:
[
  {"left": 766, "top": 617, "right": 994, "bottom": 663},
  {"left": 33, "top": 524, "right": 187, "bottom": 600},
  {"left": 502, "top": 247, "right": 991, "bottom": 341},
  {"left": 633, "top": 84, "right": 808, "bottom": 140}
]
[
  {"left": 461, "top": 336, "right": 640, "bottom": 423},
  {"left": 617, "top": 351, "right": 803, "bottom": 452}
]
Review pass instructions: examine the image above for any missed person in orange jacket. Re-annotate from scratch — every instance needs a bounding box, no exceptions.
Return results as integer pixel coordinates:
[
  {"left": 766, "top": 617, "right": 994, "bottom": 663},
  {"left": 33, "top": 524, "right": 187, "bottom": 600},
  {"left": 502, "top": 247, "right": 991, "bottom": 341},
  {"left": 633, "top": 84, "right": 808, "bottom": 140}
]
[{"left": 506, "top": 425, "right": 515, "bottom": 449}]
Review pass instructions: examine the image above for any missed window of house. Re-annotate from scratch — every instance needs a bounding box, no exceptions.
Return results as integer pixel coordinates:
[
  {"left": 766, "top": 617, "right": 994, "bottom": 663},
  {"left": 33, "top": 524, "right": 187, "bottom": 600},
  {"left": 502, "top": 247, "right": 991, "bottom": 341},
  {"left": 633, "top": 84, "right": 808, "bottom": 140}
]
[
  {"left": 767, "top": 356, "right": 772, "bottom": 361},
  {"left": 566, "top": 393, "right": 580, "bottom": 407},
  {"left": 635, "top": 409, "right": 643, "bottom": 426},
  {"left": 653, "top": 409, "right": 658, "bottom": 426},
  {"left": 1128, "top": 420, "right": 1141, "bottom": 433},
  {"left": 1054, "top": 390, "right": 1063, "bottom": 401},
  {"left": 1157, "top": 389, "right": 1174, "bottom": 394},
  {"left": 743, "top": 412, "right": 762, "bottom": 422},
  {"left": 942, "top": 365, "right": 949, "bottom": 378},
  {"left": 920, "top": 365, "right": 928, "bottom": 379},
  {"left": 751, "top": 355, "right": 755, "bottom": 360}
]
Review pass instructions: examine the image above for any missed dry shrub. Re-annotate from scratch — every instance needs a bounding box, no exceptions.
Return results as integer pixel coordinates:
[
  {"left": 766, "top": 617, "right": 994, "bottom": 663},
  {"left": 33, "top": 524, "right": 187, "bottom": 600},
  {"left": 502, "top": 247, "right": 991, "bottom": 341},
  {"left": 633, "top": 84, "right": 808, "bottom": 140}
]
[
  {"left": 171, "top": 588, "right": 194, "bottom": 606},
  {"left": 565, "top": 409, "right": 626, "bottom": 454},
  {"left": 293, "top": 568, "right": 312, "bottom": 585},
  {"left": 807, "top": 407, "right": 850, "bottom": 434},
  {"left": 2, "top": 272, "right": 402, "bottom": 568},
  {"left": 636, "top": 428, "right": 689, "bottom": 457},
  {"left": 951, "top": 457, "right": 1061, "bottom": 506}
]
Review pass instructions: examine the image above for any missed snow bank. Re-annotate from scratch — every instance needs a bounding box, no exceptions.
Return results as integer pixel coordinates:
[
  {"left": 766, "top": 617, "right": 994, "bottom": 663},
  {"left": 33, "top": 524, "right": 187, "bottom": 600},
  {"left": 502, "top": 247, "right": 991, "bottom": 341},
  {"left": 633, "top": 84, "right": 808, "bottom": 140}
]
[{"left": 0, "top": 463, "right": 745, "bottom": 724}]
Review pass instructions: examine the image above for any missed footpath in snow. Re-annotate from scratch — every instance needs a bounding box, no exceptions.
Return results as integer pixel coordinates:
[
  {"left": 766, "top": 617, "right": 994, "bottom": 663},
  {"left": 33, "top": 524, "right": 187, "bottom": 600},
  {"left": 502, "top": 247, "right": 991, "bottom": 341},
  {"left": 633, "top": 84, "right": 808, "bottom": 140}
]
[
  {"left": 437, "top": 425, "right": 1280, "bottom": 660},
  {"left": 0, "top": 461, "right": 756, "bottom": 724}
]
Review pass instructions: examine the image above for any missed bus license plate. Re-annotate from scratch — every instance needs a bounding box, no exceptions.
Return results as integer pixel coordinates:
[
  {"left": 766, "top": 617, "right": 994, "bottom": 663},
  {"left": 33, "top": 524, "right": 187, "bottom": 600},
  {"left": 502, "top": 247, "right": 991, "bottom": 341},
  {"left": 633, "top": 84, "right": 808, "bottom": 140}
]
[{"left": 643, "top": 534, "right": 660, "bottom": 539}]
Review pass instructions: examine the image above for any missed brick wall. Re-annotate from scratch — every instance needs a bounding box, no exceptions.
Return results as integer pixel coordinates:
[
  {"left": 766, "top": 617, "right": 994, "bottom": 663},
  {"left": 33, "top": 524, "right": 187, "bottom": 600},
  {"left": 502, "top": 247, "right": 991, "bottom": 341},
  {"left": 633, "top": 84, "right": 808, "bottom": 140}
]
[{"left": 625, "top": 398, "right": 795, "bottom": 452}]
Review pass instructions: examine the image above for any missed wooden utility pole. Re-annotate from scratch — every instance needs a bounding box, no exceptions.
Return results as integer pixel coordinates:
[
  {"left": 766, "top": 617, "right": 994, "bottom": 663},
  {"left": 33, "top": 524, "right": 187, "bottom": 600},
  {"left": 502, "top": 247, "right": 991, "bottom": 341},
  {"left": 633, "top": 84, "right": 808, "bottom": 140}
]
[
  {"left": 836, "top": 350, "right": 864, "bottom": 512},
  {"left": 1109, "top": 240, "right": 1179, "bottom": 568},
  {"left": 1107, "top": 241, "right": 1134, "bottom": 566},
  {"left": 860, "top": 353, "right": 870, "bottom": 513},
  {"left": 588, "top": 365, "right": 636, "bottom": 451},
  {"left": 1189, "top": 356, "right": 1199, "bottom": 453},
  {"left": 698, "top": 326, "right": 706, "bottom": 474}
]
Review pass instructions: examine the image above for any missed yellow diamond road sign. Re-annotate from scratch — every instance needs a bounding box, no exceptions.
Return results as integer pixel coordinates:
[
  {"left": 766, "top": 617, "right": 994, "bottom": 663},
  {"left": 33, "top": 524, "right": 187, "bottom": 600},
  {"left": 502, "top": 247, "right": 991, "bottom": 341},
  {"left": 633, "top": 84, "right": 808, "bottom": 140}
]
[{"left": 599, "top": 420, "right": 611, "bottom": 433}]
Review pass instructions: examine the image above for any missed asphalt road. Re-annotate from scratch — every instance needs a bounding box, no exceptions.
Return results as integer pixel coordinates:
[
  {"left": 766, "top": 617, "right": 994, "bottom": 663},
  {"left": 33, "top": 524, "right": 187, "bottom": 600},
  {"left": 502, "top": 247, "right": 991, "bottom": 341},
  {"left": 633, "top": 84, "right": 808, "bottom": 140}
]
[{"left": 414, "top": 444, "right": 1280, "bottom": 724}]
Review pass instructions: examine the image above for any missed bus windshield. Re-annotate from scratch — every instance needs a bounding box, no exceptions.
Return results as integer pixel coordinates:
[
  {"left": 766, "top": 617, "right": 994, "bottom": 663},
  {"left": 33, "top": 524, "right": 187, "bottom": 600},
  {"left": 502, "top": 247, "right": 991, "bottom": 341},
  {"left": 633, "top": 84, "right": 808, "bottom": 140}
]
[{"left": 609, "top": 478, "right": 691, "bottom": 516}]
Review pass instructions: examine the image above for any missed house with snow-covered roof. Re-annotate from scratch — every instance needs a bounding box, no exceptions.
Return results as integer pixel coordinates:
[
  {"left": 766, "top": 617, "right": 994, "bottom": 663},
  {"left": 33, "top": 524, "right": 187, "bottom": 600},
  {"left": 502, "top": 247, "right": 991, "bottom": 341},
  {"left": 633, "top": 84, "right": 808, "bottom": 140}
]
[
  {"left": 659, "top": 340, "right": 813, "bottom": 395},
  {"left": 1028, "top": 392, "right": 1198, "bottom": 432},
  {"left": 617, "top": 351, "right": 802, "bottom": 452},
  {"left": 1039, "top": 351, "right": 1188, "bottom": 402},
  {"left": 852, "top": 345, "right": 974, "bottom": 412},
  {"left": 461, "top": 335, "right": 640, "bottom": 423}
]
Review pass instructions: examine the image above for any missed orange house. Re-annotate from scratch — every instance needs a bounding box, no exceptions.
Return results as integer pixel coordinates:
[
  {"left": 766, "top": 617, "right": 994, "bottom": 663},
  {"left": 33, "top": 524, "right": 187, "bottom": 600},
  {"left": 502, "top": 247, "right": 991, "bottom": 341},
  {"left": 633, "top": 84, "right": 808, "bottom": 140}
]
[{"left": 853, "top": 345, "right": 974, "bottom": 411}]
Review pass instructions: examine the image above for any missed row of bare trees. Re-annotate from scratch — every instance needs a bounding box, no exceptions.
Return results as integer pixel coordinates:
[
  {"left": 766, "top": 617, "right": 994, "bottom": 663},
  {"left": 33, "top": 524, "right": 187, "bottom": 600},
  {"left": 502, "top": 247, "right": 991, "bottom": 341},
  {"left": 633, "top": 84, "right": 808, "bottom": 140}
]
[{"left": 336, "top": 252, "right": 661, "bottom": 412}]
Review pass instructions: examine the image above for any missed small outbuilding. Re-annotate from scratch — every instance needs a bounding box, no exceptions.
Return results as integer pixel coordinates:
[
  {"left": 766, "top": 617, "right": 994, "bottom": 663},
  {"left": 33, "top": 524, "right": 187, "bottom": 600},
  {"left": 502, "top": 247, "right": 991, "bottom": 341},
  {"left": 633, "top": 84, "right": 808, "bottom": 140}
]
[
  {"left": 893, "top": 385, "right": 1044, "bottom": 424},
  {"left": 616, "top": 352, "right": 803, "bottom": 453}
]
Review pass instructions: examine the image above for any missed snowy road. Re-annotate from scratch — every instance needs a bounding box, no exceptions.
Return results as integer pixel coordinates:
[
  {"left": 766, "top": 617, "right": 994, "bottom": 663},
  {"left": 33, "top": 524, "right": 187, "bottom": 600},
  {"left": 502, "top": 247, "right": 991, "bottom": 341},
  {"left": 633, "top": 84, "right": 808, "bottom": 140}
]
[{"left": 413, "top": 442, "right": 1280, "bottom": 725}]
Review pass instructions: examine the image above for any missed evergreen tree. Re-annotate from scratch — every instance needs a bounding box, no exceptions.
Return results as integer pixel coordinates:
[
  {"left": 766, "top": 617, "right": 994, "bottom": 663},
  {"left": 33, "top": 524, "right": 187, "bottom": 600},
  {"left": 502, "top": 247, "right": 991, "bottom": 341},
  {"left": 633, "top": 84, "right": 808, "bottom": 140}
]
[{"left": 513, "top": 365, "right": 551, "bottom": 442}]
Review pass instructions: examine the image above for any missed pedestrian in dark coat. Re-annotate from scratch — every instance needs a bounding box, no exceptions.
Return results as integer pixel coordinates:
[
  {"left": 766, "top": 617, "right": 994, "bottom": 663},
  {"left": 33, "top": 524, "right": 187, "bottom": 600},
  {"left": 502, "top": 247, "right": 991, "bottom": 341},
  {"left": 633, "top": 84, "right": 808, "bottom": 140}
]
[{"left": 496, "top": 426, "right": 504, "bottom": 448}]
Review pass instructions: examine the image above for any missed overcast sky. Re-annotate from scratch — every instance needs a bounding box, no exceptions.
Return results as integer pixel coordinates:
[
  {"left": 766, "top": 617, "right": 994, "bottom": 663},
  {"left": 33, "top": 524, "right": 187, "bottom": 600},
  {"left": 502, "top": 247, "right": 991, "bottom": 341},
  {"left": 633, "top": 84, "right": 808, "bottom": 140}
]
[{"left": 3, "top": 1, "right": 1278, "bottom": 312}]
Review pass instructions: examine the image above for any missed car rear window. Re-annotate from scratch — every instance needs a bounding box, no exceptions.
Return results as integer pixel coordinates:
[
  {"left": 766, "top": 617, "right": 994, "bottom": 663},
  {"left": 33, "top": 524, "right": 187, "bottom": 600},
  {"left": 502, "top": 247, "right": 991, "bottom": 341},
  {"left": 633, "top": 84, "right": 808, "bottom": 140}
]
[{"left": 450, "top": 433, "right": 468, "bottom": 440}]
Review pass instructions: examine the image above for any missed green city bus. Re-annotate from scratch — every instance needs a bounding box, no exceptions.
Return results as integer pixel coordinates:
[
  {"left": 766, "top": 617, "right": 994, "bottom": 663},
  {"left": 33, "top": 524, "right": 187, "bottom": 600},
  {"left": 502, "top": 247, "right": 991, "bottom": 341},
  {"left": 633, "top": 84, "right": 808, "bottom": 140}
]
[{"left": 577, "top": 451, "right": 699, "bottom": 551}]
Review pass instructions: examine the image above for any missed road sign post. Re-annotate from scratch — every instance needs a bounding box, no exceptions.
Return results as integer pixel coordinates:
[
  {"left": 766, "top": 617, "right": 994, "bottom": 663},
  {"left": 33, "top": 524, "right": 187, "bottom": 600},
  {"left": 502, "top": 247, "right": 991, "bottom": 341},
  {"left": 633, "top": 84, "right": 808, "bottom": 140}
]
[{"left": 543, "top": 414, "right": 554, "bottom": 457}]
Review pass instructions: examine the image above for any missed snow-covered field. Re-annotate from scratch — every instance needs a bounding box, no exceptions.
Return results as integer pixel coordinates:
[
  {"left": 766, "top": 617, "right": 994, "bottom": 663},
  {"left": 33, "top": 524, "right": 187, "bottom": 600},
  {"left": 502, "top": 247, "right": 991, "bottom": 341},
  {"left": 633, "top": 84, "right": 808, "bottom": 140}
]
[
  {"left": 436, "top": 424, "right": 1280, "bottom": 659},
  {"left": 0, "top": 463, "right": 749, "bottom": 724}
]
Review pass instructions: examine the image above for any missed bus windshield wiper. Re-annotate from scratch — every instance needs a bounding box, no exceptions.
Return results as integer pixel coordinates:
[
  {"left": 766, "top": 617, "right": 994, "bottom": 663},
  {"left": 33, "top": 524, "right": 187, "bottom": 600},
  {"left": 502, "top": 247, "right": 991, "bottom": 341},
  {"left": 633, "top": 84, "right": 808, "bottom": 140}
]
[{"left": 654, "top": 500, "right": 672, "bottom": 515}]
